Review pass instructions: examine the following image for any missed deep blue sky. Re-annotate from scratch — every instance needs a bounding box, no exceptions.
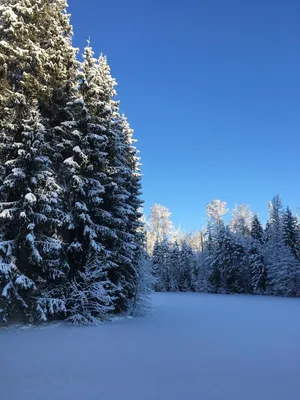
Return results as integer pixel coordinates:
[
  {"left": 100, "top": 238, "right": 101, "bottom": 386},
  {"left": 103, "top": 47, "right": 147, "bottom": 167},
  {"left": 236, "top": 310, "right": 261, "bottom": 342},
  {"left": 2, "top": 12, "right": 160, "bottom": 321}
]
[{"left": 69, "top": 0, "right": 300, "bottom": 231}]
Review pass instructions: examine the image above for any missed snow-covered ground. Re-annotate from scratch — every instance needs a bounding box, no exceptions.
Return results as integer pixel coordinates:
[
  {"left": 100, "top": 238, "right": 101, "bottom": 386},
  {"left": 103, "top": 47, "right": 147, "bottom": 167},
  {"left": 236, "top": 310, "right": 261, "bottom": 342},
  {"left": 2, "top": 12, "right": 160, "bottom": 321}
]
[{"left": 1, "top": 293, "right": 300, "bottom": 400}]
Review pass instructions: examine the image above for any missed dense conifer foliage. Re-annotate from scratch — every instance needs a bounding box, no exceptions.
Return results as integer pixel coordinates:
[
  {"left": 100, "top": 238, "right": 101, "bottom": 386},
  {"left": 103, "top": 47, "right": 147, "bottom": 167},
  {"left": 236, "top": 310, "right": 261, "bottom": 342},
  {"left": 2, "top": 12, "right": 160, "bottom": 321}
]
[{"left": 0, "top": 1, "right": 146, "bottom": 323}]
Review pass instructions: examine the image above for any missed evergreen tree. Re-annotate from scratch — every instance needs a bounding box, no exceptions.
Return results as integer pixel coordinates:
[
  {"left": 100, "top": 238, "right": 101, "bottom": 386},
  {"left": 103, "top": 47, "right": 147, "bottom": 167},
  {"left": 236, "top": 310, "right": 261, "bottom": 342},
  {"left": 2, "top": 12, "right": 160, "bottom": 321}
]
[
  {"left": 178, "top": 241, "right": 193, "bottom": 291},
  {"left": 195, "top": 229, "right": 212, "bottom": 293},
  {"left": 55, "top": 45, "right": 116, "bottom": 324},
  {"left": 0, "top": 105, "right": 66, "bottom": 322},
  {"left": 0, "top": 0, "right": 79, "bottom": 322},
  {"left": 131, "top": 252, "right": 153, "bottom": 317},
  {"left": 208, "top": 225, "right": 227, "bottom": 293},
  {"left": 151, "top": 240, "right": 163, "bottom": 291},
  {"left": 233, "top": 236, "right": 250, "bottom": 293},
  {"left": 264, "top": 195, "right": 300, "bottom": 297},
  {"left": 249, "top": 245, "right": 268, "bottom": 295},
  {"left": 152, "top": 239, "right": 170, "bottom": 292},
  {"left": 87, "top": 55, "right": 140, "bottom": 312},
  {"left": 204, "top": 229, "right": 217, "bottom": 292},
  {"left": 168, "top": 241, "right": 180, "bottom": 292},
  {"left": 0, "top": 0, "right": 78, "bottom": 128},
  {"left": 251, "top": 214, "right": 264, "bottom": 243},
  {"left": 208, "top": 226, "right": 247, "bottom": 294},
  {"left": 268, "top": 245, "right": 300, "bottom": 297},
  {"left": 283, "top": 207, "right": 300, "bottom": 260},
  {"left": 58, "top": 46, "right": 144, "bottom": 321},
  {"left": 249, "top": 214, "right": 268, "bottom": 294},
  {"left": 120, "top": 115, "right": 144, "bottom": 305}
]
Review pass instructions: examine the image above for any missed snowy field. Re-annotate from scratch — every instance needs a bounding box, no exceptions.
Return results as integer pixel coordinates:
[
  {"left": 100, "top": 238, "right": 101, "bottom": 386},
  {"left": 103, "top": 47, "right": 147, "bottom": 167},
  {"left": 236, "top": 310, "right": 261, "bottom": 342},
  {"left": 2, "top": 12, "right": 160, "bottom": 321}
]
[{"left": 1, "top": 293, "right": 300, "bottom": 400}]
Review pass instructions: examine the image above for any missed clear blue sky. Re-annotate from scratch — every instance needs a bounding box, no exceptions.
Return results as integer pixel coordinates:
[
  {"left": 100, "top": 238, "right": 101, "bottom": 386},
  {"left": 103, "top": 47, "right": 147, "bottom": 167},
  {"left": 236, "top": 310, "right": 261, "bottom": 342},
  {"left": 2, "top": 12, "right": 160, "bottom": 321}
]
[{"left": 69, "top": 0, "right": 300, "bottom": 231}]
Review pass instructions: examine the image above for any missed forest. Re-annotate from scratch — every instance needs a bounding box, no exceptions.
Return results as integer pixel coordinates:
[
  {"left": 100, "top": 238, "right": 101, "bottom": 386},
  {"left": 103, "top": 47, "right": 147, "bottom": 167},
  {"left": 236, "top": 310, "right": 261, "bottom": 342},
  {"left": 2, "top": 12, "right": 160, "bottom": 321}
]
[
  {"left": 0, "top": 1, "right": 299, "bottom": 326},
  {"left": 146, "top": 198, "right": 300, "bottom": 297}
]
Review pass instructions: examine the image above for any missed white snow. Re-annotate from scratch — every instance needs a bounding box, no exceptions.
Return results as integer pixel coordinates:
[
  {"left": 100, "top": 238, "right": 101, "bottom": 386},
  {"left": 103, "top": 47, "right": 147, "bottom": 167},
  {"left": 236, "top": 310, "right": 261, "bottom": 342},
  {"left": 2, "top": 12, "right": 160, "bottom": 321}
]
[
  {"left": 1, "top": 281, "right": 13, "bottom": 298},
  {"left": 24, "top": 192, "right": 37, "bottom": 204},
  {"left": 63, "top": 156, "right": 79, "bottom": 169},
  {"left": 73, "top": 145, "right": 82, "bottom": 153},
  {"left": 12, "top": 167, "right": 26, "bottom": 178},
  {"left": 0, "top": 262, "right": 13, "bottom": 277},
  {"left": 1, "top": 293, "right": 300, "bottom": 400},
  {"left": 0, "top": 208, "right": 12, "bottom": 219},
  {"left": 19, "top": 211, "right": 27, "bottom": 218},
  {"left": 15, "top": 275, "right": 36, "bottom": 290}
]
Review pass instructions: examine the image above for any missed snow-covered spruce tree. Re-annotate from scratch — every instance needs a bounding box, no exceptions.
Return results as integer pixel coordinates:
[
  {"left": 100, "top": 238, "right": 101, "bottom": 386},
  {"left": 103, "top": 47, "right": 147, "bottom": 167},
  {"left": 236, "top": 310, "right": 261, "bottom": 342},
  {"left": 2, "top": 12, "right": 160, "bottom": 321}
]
[
  {"left": 152, "top": 239, "right": 171, "bottom": 292},
  {"left": 0, "top": 0, "right": 78, "bottom": 129},
  {"left": 249, "top": 245, "right": 268, "bottom": 295},
  {"left": 208, "top": 225, "right": 248, "bottom": 294},
  {"left": 151, "top": 241, "right": 163, "bottom": 291},
  {"left": 57, "top": 44, "right": 144, "bottom": 319},
  {"left": 249, "top": 214, "right": 268, "bottom": 294},
  {"left": 205, "top": 201, "right": 229, "bottom": 293},
  {"left": 229, "top": 234, "right": 249, "bottom": 293},
  {"left": 153, "top": 239, "right": 197, "bottom": 293},
  {"left": 120, "top": 116, "right": 145, "bottom": 308},
  {"left": 0, "top": 0, "right": 79, "bottom": 322},
  {"left": 131, "top": 250, "right": 153, "bottom": 317},
  {"left": 283, "top": 207, "right": 300, "bottom": 260},
  {"left": 200, "top": 226, "right": 215, "bottom": 293},
  {"left": 251, "top": 214, "right": 264, "bottom": 243},
  {"left": 0, "top": 105, "right": 66, "bottom": 322},
  {"left": 131, "top": 209, "right": 153, "bottom": 316},
  {"left": 196, "top": 252, "right": 210, "bottom": 293},
  {"left": 167, "top": 241, "right": 181, "bottom": 292},
  {"left": 267, "top": 243, "right": 300, "bottom": 297},
  {"left": 281, "top": 207, "right": 300, "bottom": 295},
  {"left": 178, "top": 241, "right": 194, "bottom": 291},
  {"left": 263, "top": 195, "right": 300, "bottom": 297},
  {"left": 55, "top": 46, "right": 117, "bottom": 324},
  {"left": 88, "top": 54, "right": 141, "bottom": 312},
  {"left": 207, "top": 223, "right": 226, "bottom": 293}
]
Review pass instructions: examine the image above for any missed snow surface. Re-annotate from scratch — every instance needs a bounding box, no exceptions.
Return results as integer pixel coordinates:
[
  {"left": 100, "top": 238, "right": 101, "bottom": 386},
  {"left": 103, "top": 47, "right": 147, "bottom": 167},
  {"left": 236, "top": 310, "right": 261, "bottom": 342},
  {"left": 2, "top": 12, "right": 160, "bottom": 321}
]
[{"left": 1, "top": 293, "right": 300, "bottom": 400}]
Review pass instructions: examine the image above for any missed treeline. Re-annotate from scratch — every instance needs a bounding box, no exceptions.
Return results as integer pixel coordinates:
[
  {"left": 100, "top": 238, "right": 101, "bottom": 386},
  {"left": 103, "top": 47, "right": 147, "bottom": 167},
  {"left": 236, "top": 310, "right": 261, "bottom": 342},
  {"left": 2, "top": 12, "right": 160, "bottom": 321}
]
[
  {"left": 148, "top": 197, "right": 300, "bottom": 297},
  {"left": 0, "top": 0, "right": 147, "bottom": 324}
]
